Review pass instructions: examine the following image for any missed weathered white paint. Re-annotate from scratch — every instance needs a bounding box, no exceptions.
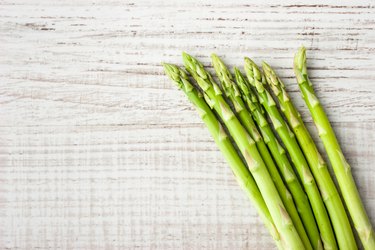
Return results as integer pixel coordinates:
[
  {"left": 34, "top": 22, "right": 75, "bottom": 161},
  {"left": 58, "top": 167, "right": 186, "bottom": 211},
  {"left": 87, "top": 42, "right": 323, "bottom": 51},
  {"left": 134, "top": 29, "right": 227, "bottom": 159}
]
[{"left": 0, "top": 0, "right": 374, "bottom": 249}]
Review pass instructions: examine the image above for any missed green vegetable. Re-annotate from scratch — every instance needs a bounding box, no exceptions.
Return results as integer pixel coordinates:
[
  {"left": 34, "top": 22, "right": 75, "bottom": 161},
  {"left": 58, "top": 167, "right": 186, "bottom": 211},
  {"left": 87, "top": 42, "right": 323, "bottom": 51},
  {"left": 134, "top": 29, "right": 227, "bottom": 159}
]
[
  {"left": 211, "top": 54, "right": 312, "bottom": 250},
  {"left": 233, "top": 67, "right": 321, "bottom": 250},
  {"left": 163, "top": 63, "right": 283, "bottom": 249},
  {"left": 263, "top": 61, "right": 357, "bottom": 249},
  {"left": 294, "top": 46, "right": 375, "bottom": 250},
  {"left": 244, "top": 57, "right": 336, "bottom": 250},
  {"left": 182, "top": 53, "right": 304, "bottom": 250}
]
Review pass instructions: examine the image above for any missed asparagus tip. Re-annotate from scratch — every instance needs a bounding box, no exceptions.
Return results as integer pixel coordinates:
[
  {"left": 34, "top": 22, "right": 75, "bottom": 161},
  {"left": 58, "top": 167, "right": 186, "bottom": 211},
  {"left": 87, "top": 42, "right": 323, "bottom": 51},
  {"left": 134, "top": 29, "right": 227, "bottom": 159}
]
[
  {"left": 294, "top": 46, "right": 307, "bottom": 71},
  {"left": 210, "top": 53, "right": 222, "bottom": 71},
  {"left": 182, "top": 52, "right": 198, "bottom": 75},
  {"left": 233, "top": 67, "right": 240, "bottom": 78},
  {"left": 244, "top": 57, "right": 262, "bottom": 83},
  {"left": 261, "top": 61, "right": 271, "bottom": 71},
  {"left": 261, "top": 61, "right": 272, "bottom": 81},
  {"left": 293, "top": 46, "right": 308, "bottom": 83},
  {"left": 244, "top": 56, "right": 252, "bottom": 65},
  {"left": 162, "top": 63, "right": 184, "bottom": 89},
  {"left": 211, "top": 53, "right": 228, "bottom": 73},
  {"left": 181, "top": 51, "right": 191, "bottom": 64},
  {"left": 261, "top": 61, "right": 280, "bottom": 87},
  {"left": 234, "top": 67, "right": 245, "bottom": 80},
  {"left": 162, "top": 62, "right": 175, "bottom": 76},
  {"left": 210, "top": 53, "right": 219, "bottom": 60}
]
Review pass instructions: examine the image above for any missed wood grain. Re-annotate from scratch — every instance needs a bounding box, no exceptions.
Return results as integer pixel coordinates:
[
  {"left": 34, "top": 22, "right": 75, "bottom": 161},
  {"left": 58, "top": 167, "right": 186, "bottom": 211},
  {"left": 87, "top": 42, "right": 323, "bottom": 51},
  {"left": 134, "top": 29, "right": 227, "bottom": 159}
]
[{"left": 0, "top": 0, "right": 374, "bottom": 249}]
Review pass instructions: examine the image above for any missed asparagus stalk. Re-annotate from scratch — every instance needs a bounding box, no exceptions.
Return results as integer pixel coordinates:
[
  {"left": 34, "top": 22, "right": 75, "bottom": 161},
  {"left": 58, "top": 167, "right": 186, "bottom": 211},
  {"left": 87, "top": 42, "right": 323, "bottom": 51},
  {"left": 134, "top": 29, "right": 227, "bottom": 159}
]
[
  {"left": 234, "top": 67, "right": 322, "bottom": 250},
  {"left": 294, "top": 46, "right": 375, "bottom": 250},
  {"left": 163, "top": 63, "right": 283, "bottom": 249},
  {"left": 211, "top": 54, "right": 312, "bottom": 250},
  {"left": 263, "top": 61, "right": 357, "bottom": 249},
  {"left": 182, "top": 53, "right": 304, "bottom": 250},
  {"left": 244, "top": 57, "right": 337, "bottom": 250}
]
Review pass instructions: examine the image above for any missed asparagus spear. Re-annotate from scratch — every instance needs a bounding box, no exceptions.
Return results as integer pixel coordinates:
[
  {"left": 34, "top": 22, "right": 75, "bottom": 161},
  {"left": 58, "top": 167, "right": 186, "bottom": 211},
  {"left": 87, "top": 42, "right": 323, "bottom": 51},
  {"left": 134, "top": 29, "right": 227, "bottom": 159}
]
[
  {"left": 294, "top": 46, "right": 375, "bottom": 250},
  {"left": 234, "top": 67, "right": 322, "bottom": 250},
  {"left": 163, "top": 63, "right": 283, "bottom": 249},
  {"left": 182, "top": 53, "right": 304, "bottom": 250},
  {"left": 211, "top": 54, "right": 312, "bottom": 250},
  {"left": 244, "top": 57, "right": 337, "bottom": 250},
  {"left": 263, "top": 61, "right": 357, "bottom": 249}
]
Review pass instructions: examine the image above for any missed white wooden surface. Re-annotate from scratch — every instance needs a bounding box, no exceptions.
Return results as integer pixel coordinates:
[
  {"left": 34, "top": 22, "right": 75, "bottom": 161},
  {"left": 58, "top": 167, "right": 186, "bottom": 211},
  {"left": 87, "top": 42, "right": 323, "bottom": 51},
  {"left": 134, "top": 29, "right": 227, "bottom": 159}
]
[{"left": 0, "top": 0, "right": 374, "bottom": 249}]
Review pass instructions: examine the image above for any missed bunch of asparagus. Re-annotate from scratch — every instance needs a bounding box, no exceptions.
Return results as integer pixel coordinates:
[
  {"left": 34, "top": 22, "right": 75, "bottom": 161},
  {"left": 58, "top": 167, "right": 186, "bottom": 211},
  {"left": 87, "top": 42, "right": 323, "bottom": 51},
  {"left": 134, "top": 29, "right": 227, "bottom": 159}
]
[{"left": 163, "top": 47, "right": 374, "bottom": 250}]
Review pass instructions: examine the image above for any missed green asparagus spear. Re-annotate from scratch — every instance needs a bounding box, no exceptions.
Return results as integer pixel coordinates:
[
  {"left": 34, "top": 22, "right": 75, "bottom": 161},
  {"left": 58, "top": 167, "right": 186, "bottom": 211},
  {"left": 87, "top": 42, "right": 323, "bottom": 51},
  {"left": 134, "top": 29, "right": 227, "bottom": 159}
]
[
  {"left": 234, "top": 67, "right": 321, "bottom": 250},
  {"left": 294, "top": 46, "right": 375, "bottom": 250},
  {"left": 163, "top": 63, "right": 283, "bottom": 249},
  {"left": 211, "top": 54, "right": 312, "bottom": 250},
  {"left": 182, "top": 53, "right": 304, "bottom": 250},
  {"left": 263, "top": 61, "right": 357, "bottom": 249},
  {"left": 244, "top": 57, "right": 337, "bottom": 250}
]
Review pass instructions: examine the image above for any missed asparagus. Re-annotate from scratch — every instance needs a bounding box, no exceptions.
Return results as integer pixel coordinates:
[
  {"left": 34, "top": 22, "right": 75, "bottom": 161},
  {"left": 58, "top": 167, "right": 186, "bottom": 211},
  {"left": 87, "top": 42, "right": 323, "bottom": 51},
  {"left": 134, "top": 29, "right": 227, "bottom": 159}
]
[
  {"left": 182, "top": 53, "right": 304, "bottom": 250},
  {"left": 263, "top": 61, "right": 357, "bottom": 249},
  {"left": 234, "top": 67, "right": 322, "bottom": 250},
  {"left": 163, "top": 63, "right": 283, "bottom": 249},
  {"left": 244, "top": 57, "right": 337, "bottom": 250},
  {"left": 211, "top": 54, "right": 312, "bottom": 250},
  {"left": 294, "top": 46, "right": 375, "bottom": 250}
]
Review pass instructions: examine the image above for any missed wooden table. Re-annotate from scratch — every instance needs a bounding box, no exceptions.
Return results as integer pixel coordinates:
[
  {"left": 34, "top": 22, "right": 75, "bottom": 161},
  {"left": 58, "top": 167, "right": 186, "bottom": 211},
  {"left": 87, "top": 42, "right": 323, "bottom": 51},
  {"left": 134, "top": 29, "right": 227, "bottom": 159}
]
[{"left": 1, "top": 0, "right": 374, "bottom": 249}]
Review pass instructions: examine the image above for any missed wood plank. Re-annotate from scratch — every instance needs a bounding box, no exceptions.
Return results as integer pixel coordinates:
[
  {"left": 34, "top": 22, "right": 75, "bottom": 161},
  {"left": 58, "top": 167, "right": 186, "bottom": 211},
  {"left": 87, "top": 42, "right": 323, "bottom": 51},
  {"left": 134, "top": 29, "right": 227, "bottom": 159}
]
[{"left": 0, "top": 0, "right": 374, "bottom": 249}]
